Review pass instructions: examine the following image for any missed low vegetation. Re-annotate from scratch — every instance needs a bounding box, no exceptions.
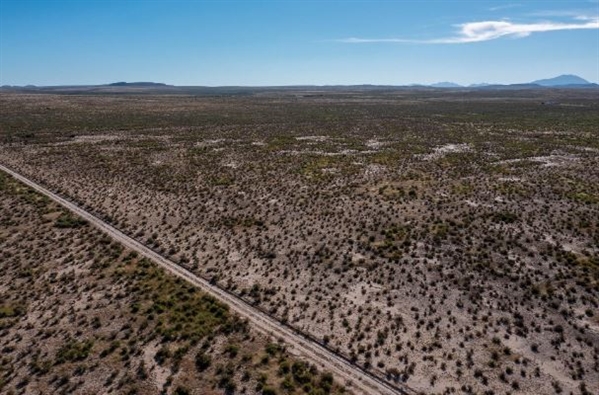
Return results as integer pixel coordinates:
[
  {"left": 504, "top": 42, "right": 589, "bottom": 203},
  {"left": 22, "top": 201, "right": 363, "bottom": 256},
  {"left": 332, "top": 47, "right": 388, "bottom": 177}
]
[
  {"left": 1, "top": 88, "right": 598, "bottom": 394},
  {"left": 0, "top": 170, "right": 346, "bottom": 394}
]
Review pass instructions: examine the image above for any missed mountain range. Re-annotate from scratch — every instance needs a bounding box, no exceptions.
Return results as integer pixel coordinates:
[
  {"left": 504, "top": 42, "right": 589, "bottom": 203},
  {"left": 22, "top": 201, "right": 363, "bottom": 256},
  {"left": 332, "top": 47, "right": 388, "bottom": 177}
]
[
  {"left": 530, "top": 75, "right": 591, "bottom": 86},
  {"left": 428, "top": 75, "right": 594, "bottom": 88},
  {"left": 1, "top": 75, "right": 596, "bottom": 92}
]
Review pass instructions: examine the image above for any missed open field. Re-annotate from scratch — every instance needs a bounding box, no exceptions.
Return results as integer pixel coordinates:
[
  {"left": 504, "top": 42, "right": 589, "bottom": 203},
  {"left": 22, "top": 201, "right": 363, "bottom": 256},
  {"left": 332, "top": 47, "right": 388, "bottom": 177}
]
[
  {"left": 0, "top": 167, "right": 347, "bottom": 395},
  {"left": 1, "top": 88, "right": 598, "bottom": 394},
  {"left": 0, "top": 162, "right": 399, "bottom": 395}
]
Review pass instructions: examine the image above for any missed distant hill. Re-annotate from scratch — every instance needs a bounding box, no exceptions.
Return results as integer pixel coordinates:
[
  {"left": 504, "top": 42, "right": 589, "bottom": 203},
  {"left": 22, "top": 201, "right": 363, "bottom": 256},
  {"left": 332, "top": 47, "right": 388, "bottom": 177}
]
[
  {"left": 469, "top": 83, "right": 491, "bottom": 88},
  {"left": 423, "top": 75, "right": 594, "bottom": 89},
  {"left": 1, "top": 75, "right": 597, "bottom": 94},
  {"left": 420, "top": 75, "right": 596, "bottom": 89},
  {"left": 531, "top": 74, "right": 591, "bottom": 87},
  {"left": 108, "top": 82, "right": 170, "bottom": 87},
  {"left": 430, "top": 82, "right": 462, "bottom": 88}
]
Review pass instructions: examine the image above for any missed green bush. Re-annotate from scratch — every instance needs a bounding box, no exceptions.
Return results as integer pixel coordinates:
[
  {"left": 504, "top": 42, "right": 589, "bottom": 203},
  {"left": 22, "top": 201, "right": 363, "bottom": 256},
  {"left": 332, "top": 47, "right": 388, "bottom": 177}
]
[
  {"left": 55, "top": 339, "right": 93, "bottom": 364},
  {"left": 0, "top": 304, "right": 25, "bottom": 318},
  {"left": 54, "top": 212, "right": 88, "bottom": 228}
]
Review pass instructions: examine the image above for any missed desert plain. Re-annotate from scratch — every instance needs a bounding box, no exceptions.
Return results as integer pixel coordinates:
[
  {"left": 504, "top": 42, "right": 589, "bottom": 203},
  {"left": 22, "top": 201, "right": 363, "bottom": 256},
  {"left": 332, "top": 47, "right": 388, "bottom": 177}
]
[{"left": 0, "top": 87, "right": 598, "bottom": 395}]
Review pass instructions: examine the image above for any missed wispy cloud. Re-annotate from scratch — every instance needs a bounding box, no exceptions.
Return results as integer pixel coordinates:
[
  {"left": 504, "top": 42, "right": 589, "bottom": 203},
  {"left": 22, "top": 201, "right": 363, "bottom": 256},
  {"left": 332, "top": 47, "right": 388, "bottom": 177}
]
[
  {"left": 337, "top": 16, "right": 599, "bottom": 44},
  {"left": 529, "top": 9, "right": 596, "bottom": 18}
]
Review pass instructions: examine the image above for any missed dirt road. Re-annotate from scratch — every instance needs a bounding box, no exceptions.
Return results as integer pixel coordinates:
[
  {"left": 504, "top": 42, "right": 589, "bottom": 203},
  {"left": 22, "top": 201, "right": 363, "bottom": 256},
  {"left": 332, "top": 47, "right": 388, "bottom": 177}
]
[{"left": 0, "top": 163, "right": 418, "bottom": 395}]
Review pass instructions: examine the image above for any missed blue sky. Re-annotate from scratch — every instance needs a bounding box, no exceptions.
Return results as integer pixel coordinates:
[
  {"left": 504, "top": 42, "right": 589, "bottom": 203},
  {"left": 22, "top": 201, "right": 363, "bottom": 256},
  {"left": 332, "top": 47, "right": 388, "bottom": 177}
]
[{"left": 1, "top": 1, "right": 598, "bottom": 86}]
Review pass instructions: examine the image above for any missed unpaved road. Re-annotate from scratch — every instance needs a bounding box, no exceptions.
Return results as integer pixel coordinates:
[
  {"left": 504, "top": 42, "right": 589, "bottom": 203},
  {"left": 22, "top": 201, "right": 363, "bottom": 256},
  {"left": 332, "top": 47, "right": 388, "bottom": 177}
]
[{"left": 0, "top": 163, "right": 418, "bottom": 395}]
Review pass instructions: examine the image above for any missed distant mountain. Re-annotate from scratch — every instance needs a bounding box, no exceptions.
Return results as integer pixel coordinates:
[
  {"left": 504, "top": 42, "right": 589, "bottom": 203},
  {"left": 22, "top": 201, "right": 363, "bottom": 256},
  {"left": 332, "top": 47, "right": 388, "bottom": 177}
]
[
  {"left": 421, "top": 75, "right": 595, "bottom": 89},
  {"left": 1, "top": 75, "right": 597, "bottom": 94},
  {"left": 108, "top": 82, "right": 169, "bottom": 87},
  {"left": 430, "top": 82, "right": 463, "bottom": 88},
  {"left": 469, "top": 83, "right": 491, "bottom": 88},
  {"left": 531, "top": 74, "right": 590, "bottom": 87}
]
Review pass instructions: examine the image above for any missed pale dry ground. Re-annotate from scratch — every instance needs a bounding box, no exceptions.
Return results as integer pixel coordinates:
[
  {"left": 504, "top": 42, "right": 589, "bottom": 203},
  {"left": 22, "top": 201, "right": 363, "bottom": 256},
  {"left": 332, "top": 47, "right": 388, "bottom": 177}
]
[
  {"left": 0, "top": 170, "right": 348, "bottom": 395},
  {"left": 1, "top": 163, "right": 404, "bottom": 395},
  {"left": 1, "top": 90, "right": 598, "bottom": 394}
]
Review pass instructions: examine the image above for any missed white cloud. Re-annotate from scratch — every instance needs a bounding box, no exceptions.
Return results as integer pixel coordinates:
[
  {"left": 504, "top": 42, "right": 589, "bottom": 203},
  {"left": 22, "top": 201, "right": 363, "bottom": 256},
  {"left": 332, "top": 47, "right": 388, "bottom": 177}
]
[{"left": 337, "top": 16, "right": 599, "bottom": 44}]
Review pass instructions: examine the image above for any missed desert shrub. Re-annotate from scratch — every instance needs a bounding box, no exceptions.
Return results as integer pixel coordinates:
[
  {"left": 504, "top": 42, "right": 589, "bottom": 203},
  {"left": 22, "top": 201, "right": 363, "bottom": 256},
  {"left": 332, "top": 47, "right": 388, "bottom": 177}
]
[
  {"left": 55, "top": 339, "right": 93, "bottom": 364},
  {"left": 173, "top": 386, "right": 190, "bottom": 395},
  {"left": 54, "top": 212, "right": 88, "bottom": 228},
  {"left": 262, "top": 387, "right": 277, "bottom": 395},
  {"left": 491, "top": 211, "right": 518, "bottom": 223},
  {"left": 0, "top": 304, "right": 25, "bottom": 318},
  {"left": 224, "top": 343, "right": 239, "bottom": 358},
  {"left": 154, "top": 346, "right": 170, "bottom": 365},
  {"left": 195, "top": 352, "right": 211, "bottom": 371}
]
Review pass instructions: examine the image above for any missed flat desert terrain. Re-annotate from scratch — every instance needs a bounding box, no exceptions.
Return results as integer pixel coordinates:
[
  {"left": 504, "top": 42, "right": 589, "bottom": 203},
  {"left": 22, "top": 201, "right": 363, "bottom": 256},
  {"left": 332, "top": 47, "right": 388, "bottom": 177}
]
[
  {"left": 0, "top": 142, "right": 346, "bottom": 394},
  {"left": 1, "top": 88, "right": 598, "bottom": 394}
]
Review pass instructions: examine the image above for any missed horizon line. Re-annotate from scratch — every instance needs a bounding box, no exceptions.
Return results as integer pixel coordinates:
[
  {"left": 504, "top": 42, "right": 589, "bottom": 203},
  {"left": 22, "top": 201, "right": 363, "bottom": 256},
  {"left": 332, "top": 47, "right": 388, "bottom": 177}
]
[{"left": 2, "top": 80, "right": 598, "bottom": 89}]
